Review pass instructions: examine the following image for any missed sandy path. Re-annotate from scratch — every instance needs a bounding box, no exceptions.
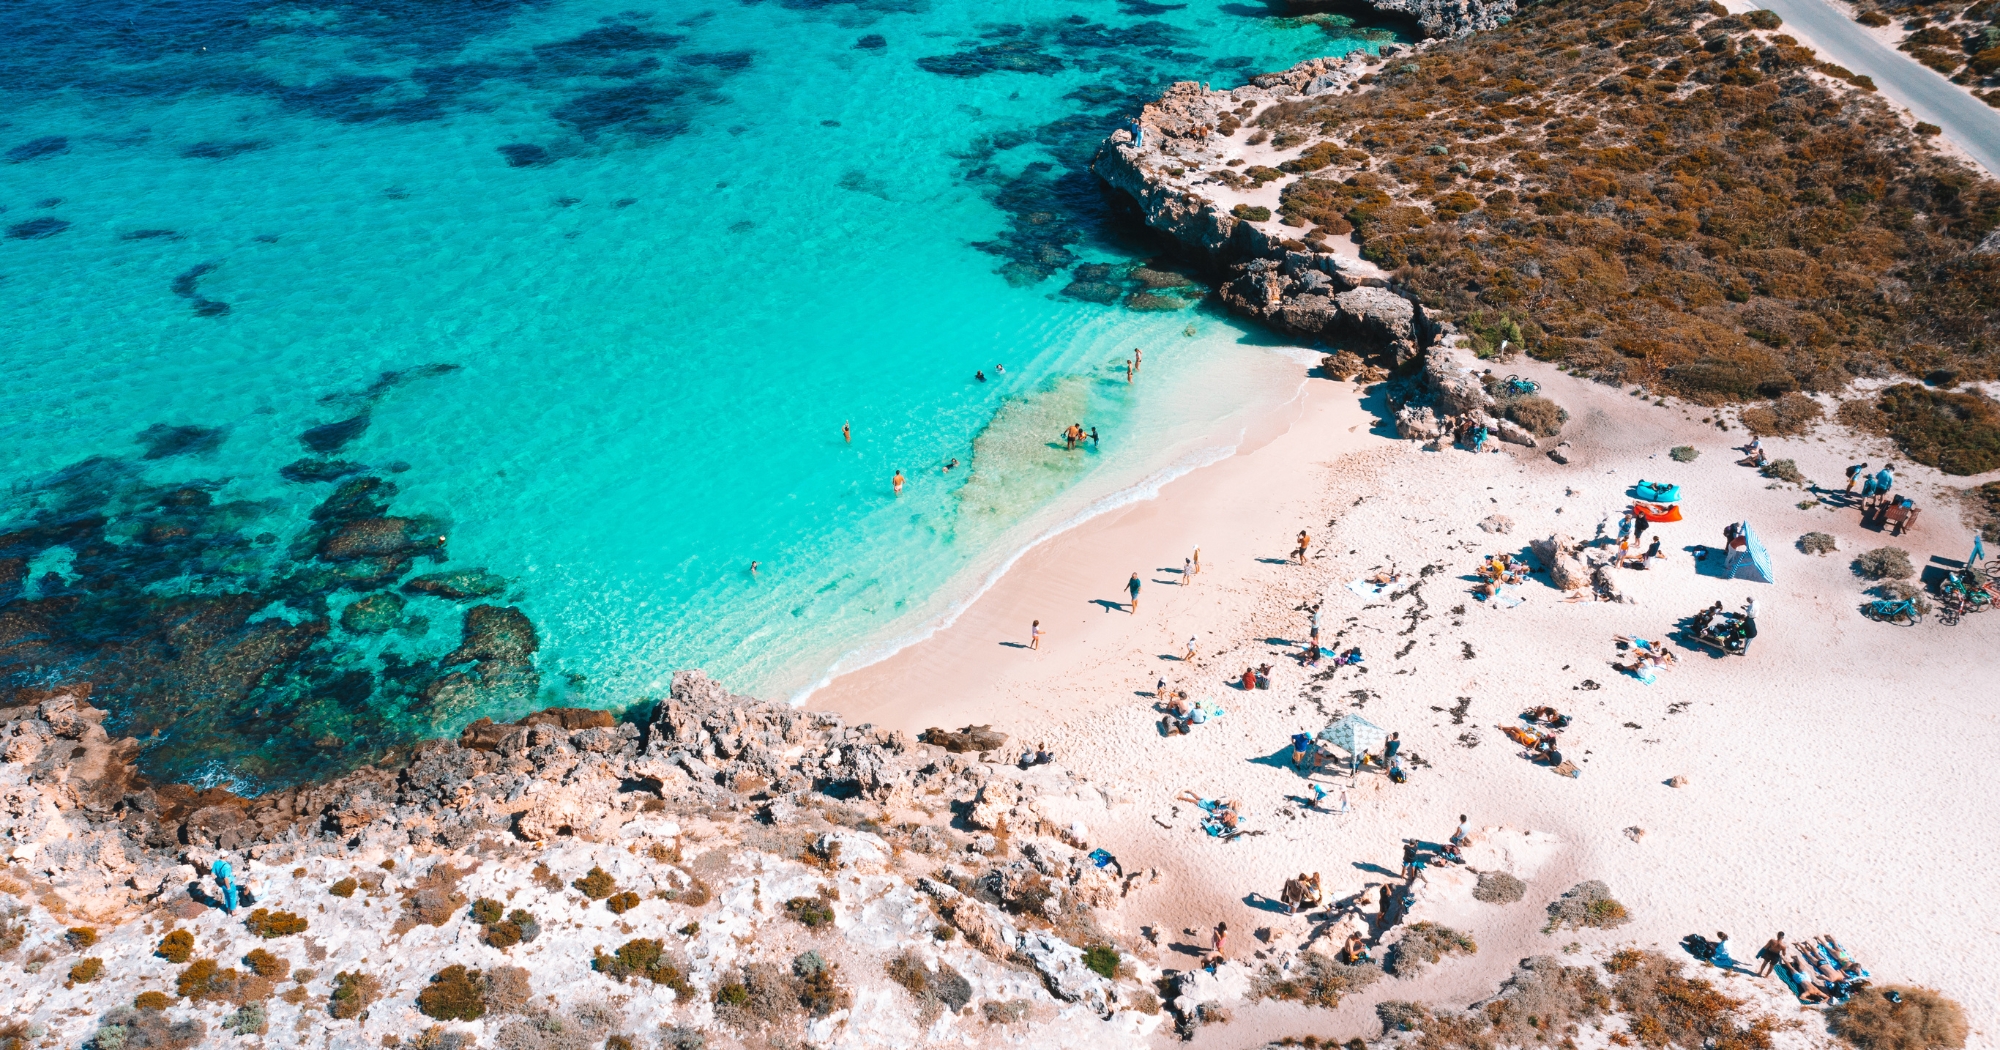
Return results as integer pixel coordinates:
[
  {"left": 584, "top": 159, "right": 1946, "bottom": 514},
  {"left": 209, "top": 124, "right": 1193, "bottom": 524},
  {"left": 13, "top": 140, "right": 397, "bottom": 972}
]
[{"left": 813, "top": 361, "right": 1999, "bottom": 1045}]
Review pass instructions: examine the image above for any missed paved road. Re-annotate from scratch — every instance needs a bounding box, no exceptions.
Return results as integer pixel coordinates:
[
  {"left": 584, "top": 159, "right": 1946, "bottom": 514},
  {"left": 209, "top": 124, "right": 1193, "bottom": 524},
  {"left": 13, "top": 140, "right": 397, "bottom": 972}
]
[{"left": 1752, "top": 0, "right": 2000, "bottom": 176}]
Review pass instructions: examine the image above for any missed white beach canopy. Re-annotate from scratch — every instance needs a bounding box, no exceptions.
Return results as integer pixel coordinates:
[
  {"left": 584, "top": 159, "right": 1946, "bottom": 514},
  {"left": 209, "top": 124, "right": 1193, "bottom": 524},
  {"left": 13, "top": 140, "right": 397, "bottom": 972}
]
[{"left": 1318, "top": 713, "right": 1387, "bottom": 757}]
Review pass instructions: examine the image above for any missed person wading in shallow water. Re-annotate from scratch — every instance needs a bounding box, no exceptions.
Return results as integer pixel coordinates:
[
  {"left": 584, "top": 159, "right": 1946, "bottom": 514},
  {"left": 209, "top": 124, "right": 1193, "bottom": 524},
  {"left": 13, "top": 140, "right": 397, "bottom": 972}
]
[
  {"left": 1134, "top": 346, "right": 1143, "bottom": 373},
  {"left": 893, "top": 470, "right": 904, "bottom": 496},
  {"left": 842, "top": 421, "right": 850, "bottom": 443}
]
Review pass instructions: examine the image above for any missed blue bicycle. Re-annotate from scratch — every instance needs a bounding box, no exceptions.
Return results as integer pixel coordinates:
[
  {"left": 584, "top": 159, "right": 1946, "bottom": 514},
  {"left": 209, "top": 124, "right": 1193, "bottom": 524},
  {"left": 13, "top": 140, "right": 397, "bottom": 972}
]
[{"left": 1863, "top": 598, "right": 1921, "bottom": 625}]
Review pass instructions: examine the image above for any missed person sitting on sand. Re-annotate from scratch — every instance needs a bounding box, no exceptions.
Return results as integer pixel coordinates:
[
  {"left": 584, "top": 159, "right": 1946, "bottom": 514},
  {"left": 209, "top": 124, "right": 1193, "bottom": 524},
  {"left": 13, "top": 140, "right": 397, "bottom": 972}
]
[
  {"left": 1340, "top": 930, "right": 1371, "bottom": 965},
  {"left": 1300, "top": 873, "right": 1323, "bottom": 909},
  {"left": 1161, "top": 693, "right": 1206, "bottom": 736},
  {"left": 1280, "top": 875, "right": 1303, "bottom": 913}
]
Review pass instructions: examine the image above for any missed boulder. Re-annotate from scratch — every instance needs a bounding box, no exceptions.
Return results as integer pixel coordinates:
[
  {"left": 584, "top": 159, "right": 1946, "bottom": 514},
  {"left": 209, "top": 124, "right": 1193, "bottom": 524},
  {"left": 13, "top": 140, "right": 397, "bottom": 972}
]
[
  {"left": 1016, "top": 929, "right": 1115, "bottom": 1014},
  {"left": 340, "top": 593, "right": 405, "bottom": 634},
  {"left": 1423, "top": 343, "right": 1493, "bottom": 417},
  {"left": 920, "top": 725, "right": 1009, "bottom": 753},
  {"left": 1396, "top": 404, "right": 1442, "bottom": 441},
  {"left": 402, "top": 569, "right": 509, "bottom": 601},
  {"left": 1478, "top": 514, "right": 1514, "bottom": 534},
  {"left": 1494, "top": 417, "right": 1538, "bottom": 447},
  {"left": 1528, "top": 534, "right": 1589, "bottom": 591},
  {"left": 1334, "top": 288, "right": 1418, "bottom": 365}
]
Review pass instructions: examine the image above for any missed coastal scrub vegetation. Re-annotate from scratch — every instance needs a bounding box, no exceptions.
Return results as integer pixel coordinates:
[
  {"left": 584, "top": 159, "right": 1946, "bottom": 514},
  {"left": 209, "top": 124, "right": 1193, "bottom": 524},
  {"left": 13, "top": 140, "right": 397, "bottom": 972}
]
[
  {"left": 1375, "top": 956, "right": 1611, "bottom": 1047},
  {"left": 1543, "top": 881, "right": 1631, "bottom": 931},
  {"left": 1249, "top": 0, "right": 2000, "bottom": 464},
  {"left": 1256, "top": 952, "right": 1382, "bottom": 1008},
  {"left": 1800, "top": 531, "right": 1838, "bottom": 555},
  {"left": 1385, "top": 922, "right": 1477, "bottom": 976},
  {"left": 1473, "top": 870, "right": 1527, "bottom": 902},
  {"left": 328, "top": 971, "right": 381, "bottom": 1019},
  {"left": 1603, "top": 949, "right": 1789, "bottom": 1048},
  {"left": 416, "top": 965, "right": 489, "bottom": 1021},
  {"left": 1827, "top": 985, "right": 1969, "bottom": 1050},
  {"left": 1843, "top": 0, "right": 2000, "bottom": 102},
  {"left": 592, "top": 938, "right": 693, "bottom": 997},
  {"left": 1840, "top": 384, "right": 2000, "bottom": 474},
  {"left": 1856, "top": 546, "right": 1916, "bottom": 579},
  {"left": 243, "top": 908, "right": 308, "bottom": 938},
  {"left": 156, "top": 929, "right": 193, "bottom": 963},
  {"left": 885, "top": 950, "right": 972, "bottom": 1021},
  {"left": 712, "top": 959, "right": 850, "bottom": 1030}
]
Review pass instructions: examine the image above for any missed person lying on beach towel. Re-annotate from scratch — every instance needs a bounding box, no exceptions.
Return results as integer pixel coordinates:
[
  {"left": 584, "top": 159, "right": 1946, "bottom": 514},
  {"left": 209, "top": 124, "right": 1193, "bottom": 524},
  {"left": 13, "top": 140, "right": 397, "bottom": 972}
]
[
  {"left": 1614, "top": 636, "right": 1676, "bottom": 682},
  {"left": 1175, "top": 792, "right": 1242, "bottom": 834}
]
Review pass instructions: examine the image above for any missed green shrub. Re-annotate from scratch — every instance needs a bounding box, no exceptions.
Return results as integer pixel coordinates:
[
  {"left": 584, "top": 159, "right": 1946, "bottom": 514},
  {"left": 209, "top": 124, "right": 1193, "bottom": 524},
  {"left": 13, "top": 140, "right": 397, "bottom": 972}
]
[
  {"left": 1856, "top": 546, "right": 1915, "bottom": 580},
  {"left": 1231, "top": 204, "right": 1273, "bottom": 222},
  {"left": 1761, "top": 458, "right": 1806, "bottom": 485},
  {"left": 416, "top": 965, "right": 487, "bottom": 1021},
  {"left": 593, "top": 938, "right": 693, "bottom": 996},
  {"left": 328, "top": 878, "right": 357, "bottom": 898},
  {"left": 222, "top": 1002, "right": 265, "bottom": 1036},
  {"left": 244, "top": 909, "right": 307, "bottom": 938},
  {"left": 1670, "top": 445, "right": 1699, "bottom": 462},
  {"left": 328, "top": 971, "right": 380, "bottom": 1020},
  {"left": 1082, "top": 944, "right": 1119, "bottom": 979},
  {"left": 1828, "top": 985, "right": 1969, "bottom": 1050},
  {"left": 470, "top": 898, "right": 503, "bottom": 925},
  {"left": 784, "top": 895, "right": 836, "bottom": 928},
  {"left": 1800, "top": 532, "right": 1837, "bottom": 555},
  {"left": 1871, "top": 386, "right": 2000, "bottom": 476},
  {"left": 157, "top": 929, "right": 194, "bottom": 963}
]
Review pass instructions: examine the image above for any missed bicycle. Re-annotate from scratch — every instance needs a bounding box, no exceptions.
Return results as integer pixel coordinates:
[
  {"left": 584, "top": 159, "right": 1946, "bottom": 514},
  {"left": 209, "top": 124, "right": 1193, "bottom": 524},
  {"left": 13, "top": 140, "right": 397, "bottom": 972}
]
[
  {"left": 1863, "top": 598, "right": 1921, "bottom": 625},
  {"left": 1501, "top": 375, "right": 1540, "bottom": 396}
]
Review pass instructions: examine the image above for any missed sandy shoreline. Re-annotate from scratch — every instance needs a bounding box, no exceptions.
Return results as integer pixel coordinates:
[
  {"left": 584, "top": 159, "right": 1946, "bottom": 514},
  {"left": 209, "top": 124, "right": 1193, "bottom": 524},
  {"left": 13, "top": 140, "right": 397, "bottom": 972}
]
[{"left": 813, "top": 358, "right": 2000, "bottom": 1044}]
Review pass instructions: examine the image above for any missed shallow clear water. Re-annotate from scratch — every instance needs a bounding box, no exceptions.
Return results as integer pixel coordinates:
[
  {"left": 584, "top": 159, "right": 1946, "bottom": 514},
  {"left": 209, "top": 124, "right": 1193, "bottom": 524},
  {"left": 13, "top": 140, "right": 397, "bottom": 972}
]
[{"left": 0, "top": 0, "right": 1394, "bottom": 785}]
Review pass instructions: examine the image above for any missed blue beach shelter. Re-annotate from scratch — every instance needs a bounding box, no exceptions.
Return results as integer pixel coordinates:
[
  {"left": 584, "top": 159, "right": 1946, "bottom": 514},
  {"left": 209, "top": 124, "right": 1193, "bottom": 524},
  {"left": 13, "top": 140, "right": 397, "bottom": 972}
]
[{"left": 1723, "top": 521, "right": 1775, "bottom": 584}]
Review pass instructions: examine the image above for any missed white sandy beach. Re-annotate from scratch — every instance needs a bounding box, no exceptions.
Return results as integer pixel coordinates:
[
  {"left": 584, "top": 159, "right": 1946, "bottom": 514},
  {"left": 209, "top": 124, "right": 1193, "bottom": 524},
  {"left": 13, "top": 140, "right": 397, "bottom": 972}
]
[{"left": 812, "top": 356, "right": 2000, "bottom": 1045}]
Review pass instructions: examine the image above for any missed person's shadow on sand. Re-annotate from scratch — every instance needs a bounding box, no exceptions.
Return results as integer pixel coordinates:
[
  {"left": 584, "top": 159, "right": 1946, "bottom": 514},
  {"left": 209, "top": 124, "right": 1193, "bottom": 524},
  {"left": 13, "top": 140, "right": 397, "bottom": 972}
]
[
  {"left": 997, "top": 641, "right": 1028, "bottom": 649},
  {"left": 1088, "top": 598, "right": 1126, "bottom": 613},
  {"left": 1166, "top": 941, "right": 1208, "bottom": 959}
]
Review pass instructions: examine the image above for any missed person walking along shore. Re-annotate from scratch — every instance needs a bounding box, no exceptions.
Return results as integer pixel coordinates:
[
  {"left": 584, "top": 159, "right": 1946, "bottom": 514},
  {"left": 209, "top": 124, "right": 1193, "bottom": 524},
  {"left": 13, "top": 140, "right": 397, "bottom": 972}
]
[{"left": 1127, "top": 572, "right": 1142, "bottom": 613}]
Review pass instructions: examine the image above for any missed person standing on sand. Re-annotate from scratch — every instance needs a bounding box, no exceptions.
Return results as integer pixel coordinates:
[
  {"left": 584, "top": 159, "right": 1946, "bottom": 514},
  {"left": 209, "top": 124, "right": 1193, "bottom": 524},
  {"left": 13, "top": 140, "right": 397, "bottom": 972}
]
[
  {"left": 1295, "top": 529, "right": 1311, "bottom": 564},
  {"left": 1183, "top": 634, "right": 1198, "bottom": 662},
  {"left": 1383, "top": 732, "right": 1401, "bottom": 768},
  {"left": 1756, "top": 932, "right": 1786, "bottom": 977},
  {"left": 843, "top": 421, "right": 851, "bottom": 444},
  {"left": 1845, "top": 463, "right": 1866, "bottom": 494},
  {"left": 1191, "top": 544, "right": 1202, "bottom": 576},
  {"left": 893, "top": 470, "right": 905, "bottom": 495},
  {"left": 1029, "top": 620, "right": 1042, "bottom": 650},
  {"left": 1211, "top": 921, "right": 1227, "bottom": 962},
  {"left": 1181, "top": 556, "right": 1192, "bottom": 584},
  {"left": 1127, "top": 572, "right": 1142, "bottom": 613}
]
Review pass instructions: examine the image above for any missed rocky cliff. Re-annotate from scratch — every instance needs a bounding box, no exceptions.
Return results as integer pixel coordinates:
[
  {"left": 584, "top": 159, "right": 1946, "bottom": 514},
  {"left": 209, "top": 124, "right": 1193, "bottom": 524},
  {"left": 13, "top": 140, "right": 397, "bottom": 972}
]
[
  {"left": 1093, "top": 56, "right": 1453, "bottom": 369},
  {"left": 0, "top": 672, "right": 1184, "bottom": 1049},
  {"left": 1367, "top": 0, "right": 1518, "bottom": 38}
]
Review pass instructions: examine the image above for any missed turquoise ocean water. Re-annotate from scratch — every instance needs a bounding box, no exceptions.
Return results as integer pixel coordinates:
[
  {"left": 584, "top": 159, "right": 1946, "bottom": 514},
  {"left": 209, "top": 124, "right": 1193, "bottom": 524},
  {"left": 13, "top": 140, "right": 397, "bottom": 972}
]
[{"left": 0, "top": 0, "right": 1395, "bottom": 786}]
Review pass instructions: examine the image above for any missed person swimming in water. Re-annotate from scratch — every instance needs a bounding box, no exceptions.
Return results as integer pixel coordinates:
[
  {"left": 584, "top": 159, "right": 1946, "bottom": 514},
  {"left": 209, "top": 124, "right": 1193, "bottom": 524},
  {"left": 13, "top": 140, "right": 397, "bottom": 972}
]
[
  {"left": 975, "top": 370, "right": 986, "bottom": 382},
  {"left": 995, "top": 364, "right": 1005, "bottom": 374},
  {"left": 942, "top": 458, "right": 959, "bottom": 473},
  {"left": 1090, "top": 427, "right": 1099, "bottom": 447}
]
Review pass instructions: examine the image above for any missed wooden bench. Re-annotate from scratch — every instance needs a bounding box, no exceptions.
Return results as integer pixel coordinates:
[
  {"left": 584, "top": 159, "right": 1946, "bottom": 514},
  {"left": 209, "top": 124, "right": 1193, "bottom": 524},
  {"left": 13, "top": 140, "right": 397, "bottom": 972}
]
[{"left": 1868, "top": 502, "right": 1919, "bottom": 535}]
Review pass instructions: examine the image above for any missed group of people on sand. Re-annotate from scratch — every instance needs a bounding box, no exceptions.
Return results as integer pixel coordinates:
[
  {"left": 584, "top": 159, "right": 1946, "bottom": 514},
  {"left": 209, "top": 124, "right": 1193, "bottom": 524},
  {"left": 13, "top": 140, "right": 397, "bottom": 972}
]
[
  {"left": 1279, "top": 871, "right": 1323, "bottom": 913},
  {"left": 1695, "top": 931, "right": 1871, "bottom": 1003}
]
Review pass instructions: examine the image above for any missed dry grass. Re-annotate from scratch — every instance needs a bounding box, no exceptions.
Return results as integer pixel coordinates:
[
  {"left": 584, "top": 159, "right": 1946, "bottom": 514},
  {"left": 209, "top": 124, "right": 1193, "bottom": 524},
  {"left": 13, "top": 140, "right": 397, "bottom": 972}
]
[
  {"left": 1800, "top": 531, "right": 1837, "bottom": 554},
  {"left": 156, "top": 929, "right": 193, "bottom": 963},
  {"left": 1249, "top": 0, "right": 2000, "bottom": 434},
  {"left": 1856, "top": 546, "right": 1916, "bottom": 579},
  {"left": 242, "top": 948, "right": 290, "bottom": 980},
  {"left": 1741, "top": 392, "right": 1824, "bottom": 436},
  {"left": 1473, "top": 871, "right": 1527, "bottom": 903},
  {"left": 572, "top": 866, "right": 616, "bottom": 901},
  {"left": 1828, "top": 985, "right": 1969, "bottom": 1050}
]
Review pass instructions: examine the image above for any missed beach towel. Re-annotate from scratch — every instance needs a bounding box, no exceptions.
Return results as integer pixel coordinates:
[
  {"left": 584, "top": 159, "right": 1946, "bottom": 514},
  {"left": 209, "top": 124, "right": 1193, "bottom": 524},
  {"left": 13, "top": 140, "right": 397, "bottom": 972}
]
[
  {"left": 1088, "top": 848, "right": 1116, "bottom": 868},
  {"left": 1631, "top": 665, "right": 1658, "bottom": 685},
  {"left": 1491, "top": 584, "right": 1525, "bottom": 609},
  {"left": 1552, "top": 760, "right": 1579, "bottom": 778},
  {"left": 1347, "top": 577, "right": 1390, "bottom": 598}
]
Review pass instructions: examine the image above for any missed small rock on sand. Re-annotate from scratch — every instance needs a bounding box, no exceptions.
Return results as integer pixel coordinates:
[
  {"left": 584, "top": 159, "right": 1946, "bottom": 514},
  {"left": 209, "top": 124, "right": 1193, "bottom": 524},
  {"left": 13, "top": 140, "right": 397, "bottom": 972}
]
[
  {"left": 1478, "top": 514, "right": 1514, "bottom": 534},
  {"left": 1624, "top": 826, "right": 1646, "bottom": 842},
  {"left": 1667, "top": 775, "right": 1688, "bottom": 788}
]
